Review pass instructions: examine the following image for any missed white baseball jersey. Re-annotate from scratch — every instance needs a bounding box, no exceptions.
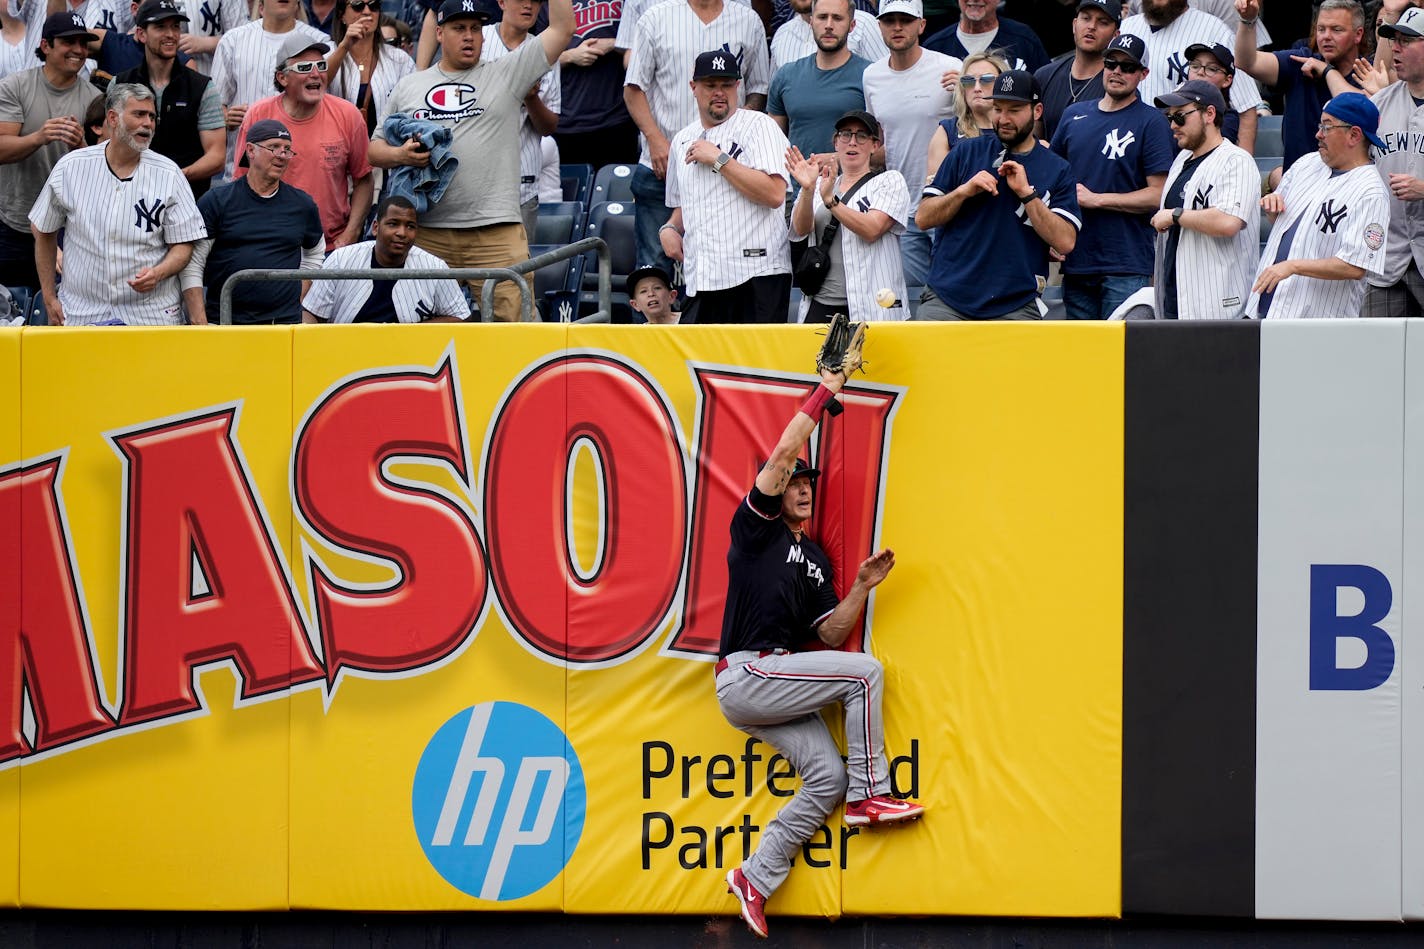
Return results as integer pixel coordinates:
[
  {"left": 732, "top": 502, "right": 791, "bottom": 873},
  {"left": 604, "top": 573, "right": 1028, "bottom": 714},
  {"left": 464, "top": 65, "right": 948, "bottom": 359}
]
[
  {"left": 1246, "top": 154, "right": 1388, "bottom": 319},
  {"left": 862, "top": 47, "right": 958, "bottom": 206},
  {"left": 1122, "top": 8, "right": 1263, "bottom": 113},
  {"left": 211, "top": 19, "right": 328, "bottom": 176},
  {"left": 769, "top": 10, "right": 889, "bottom": 72},
  {"left": 182, "top": 0, "right": 256, "bottom": 76},
  {"left": 481, "top": 24, "right": 560, "bottom": 206},
  {"left": 614, "top": 0, "right": 751, "bottom": 50},
  {"left": 29, "top": 143, "right": 207, "bottom": 325},
  {"left": 1153, "top": 137, "right": 1260, "bottom": 319},
  {"left": 303, "top": 241, "right": 471, "bottom": 322},
  {"left": 792, "top": 169, "right": 909, "bottom": 321},
  {"left": 1368, "top": 80, "right": 1424, "bottom": 288},
  {"left": 666, "top": 106, "right": 790, "bottom": 294},
  {"left": 623, "top": 0, "right": 770, "bottom": 168},
  {"left": 1124, "top": 0, "right": 1271, "bottom": 48}
]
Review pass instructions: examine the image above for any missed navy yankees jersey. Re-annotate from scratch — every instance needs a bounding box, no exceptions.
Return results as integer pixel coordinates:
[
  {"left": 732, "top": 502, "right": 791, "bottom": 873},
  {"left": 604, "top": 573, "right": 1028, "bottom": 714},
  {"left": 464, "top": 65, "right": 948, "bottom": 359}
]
[
  {"left": 922, "top": 133, "right": 1081, "bottom": 319},
  {"left": 1050, "top": 97, "right": 1175, "bottom": 277},
  {"left": 719, "top": 485, "right": 838, "bottom": 657}
]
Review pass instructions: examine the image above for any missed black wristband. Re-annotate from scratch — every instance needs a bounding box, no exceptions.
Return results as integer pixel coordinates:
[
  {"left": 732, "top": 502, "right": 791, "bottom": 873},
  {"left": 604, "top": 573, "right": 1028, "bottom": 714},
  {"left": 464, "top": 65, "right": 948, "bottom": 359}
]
[{"left": 1019, "top": 188, "right": 1042, "bottom": 206}]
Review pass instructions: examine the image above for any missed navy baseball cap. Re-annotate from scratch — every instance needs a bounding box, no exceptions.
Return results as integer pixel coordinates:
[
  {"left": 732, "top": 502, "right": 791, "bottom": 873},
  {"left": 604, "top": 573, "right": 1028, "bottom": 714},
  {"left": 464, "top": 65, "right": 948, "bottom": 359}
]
[
  {"left": 693, "top": 49, "right": 740, "bottom": 80},
  {"left": 1154, "top": 79, "right": 1226, "bottom": 114},
  {"left": 1378, "top": 6, "right": 1424, "bottom": 39},
  {"left": 835, "top": 109, "right": 880, "bottom": 139},
  {"left": 990, "top": 69, "right": 1039, "bottom": 103},
  {"left": 790, "top": 458, "right": 820, "bottom": 481},
  {"left": 1077, "top": 0, "right": 1121, "bottom": 22},
  {"left": 238, "top": 118, "right": 293, "bottom": 166},
  {"left": 437, "top": 0, "right": 494, "bottom": 24},
  {"left": 1104, "top": 33, "right": 1147, "bottom": 66},
  {"left": 1324, "top": 92, "right": 1386, "bottom": 149},
  {"left": 1184, "top": 41, "right": 1235, "bottom": 74},
  {"left": 135, "top": 0, "right": 188, "bottom": 24},
  {"left": 42, "top": 10, "right": 97, "bottom": 41},
  {"left": 626, "top": 265, "right": 672, "bottom": 296}
]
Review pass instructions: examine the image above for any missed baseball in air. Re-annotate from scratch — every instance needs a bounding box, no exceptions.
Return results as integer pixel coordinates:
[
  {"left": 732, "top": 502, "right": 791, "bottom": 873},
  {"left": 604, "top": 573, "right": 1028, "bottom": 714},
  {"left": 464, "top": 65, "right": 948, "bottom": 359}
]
[{"left": 875, "top": 288, "right": 895, "bottom": 308}]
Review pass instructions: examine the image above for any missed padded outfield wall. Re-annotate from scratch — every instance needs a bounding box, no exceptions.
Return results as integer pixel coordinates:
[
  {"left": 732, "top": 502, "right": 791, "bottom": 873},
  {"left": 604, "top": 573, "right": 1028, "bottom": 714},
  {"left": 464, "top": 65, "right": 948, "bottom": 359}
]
[{"left": 0, "top": 321, "right": 1415, "bottom": 921}]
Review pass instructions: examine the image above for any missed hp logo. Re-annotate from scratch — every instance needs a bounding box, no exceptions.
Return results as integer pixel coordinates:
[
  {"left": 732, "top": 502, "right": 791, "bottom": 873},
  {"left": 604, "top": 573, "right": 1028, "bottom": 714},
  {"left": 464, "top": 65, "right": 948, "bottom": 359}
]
[{"left": 412, "top": 702, "right": 586, "bottom": 900}]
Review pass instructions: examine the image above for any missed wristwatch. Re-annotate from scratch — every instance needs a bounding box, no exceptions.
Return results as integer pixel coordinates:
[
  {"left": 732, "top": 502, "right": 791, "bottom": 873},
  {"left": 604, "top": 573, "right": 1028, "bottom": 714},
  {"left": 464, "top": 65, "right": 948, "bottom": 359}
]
[
  {"left": 1172, "top": 206, "right": 1184, "bottom": 225},
  {"left": 712, "top": 152, "right": 731, "bottom": 175},
  {"left": 828, "top": 193, "right": 842, "bottom": 209}
]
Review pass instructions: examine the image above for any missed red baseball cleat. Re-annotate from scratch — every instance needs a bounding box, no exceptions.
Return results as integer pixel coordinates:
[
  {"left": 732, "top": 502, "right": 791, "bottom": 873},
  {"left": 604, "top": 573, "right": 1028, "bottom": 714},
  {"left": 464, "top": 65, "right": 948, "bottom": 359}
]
[
  {"left": 844, "top": 795, "right": 926, "bottom": 826},
  {"left": 726, "top": 867, "right": 768, "bottom": 938}
]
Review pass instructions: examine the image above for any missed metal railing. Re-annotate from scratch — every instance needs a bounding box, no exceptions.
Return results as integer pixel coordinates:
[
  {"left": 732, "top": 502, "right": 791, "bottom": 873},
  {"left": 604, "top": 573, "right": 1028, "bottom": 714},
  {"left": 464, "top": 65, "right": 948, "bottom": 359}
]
[{"left": 219, "top": 237, "right": 611, "bottom": 325}]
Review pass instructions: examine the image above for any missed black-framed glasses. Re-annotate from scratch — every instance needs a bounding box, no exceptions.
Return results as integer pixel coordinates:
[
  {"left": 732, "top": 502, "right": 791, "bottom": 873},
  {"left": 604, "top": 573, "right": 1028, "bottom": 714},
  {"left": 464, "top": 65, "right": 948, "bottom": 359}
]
[
  {"left": 834, "top": 129, "right": 876, "bottom": 144},
  {"left": 1166, "top": 107, "right": 1199, "bottom": 126},
  {"left": 1187, "top": 61, "right": 1227, "bottom": 77},
  {"left": 252, "top": 141, "right": 296, "bottom": 158},
  {"left": 283, "top": 58, "right": 328, "bottom": 73},
  {"left": 1102, "top": 58, "right": 1141, "bottom": 73},
  {"left": 959, "top": 72, "right": 998, "bottom": 86}
]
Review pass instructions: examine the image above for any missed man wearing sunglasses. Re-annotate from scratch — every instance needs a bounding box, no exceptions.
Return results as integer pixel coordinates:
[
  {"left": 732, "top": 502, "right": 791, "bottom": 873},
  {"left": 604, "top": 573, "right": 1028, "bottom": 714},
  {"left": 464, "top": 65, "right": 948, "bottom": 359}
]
[
  {"left": 915, "top": 69, "right": 1081, "bottom": 320},
  {"left": 1050, "top": 33, "right": 1175, "bottom": 320},
  {"left": 234, "top": 32, "right": 374, "bottom": 251},
  {"left": 1148, "top": 79, "right": 1258, "bottom": 318},
  {"left": 1245, "top": 92, "right": 1389, "bottom": 319}
]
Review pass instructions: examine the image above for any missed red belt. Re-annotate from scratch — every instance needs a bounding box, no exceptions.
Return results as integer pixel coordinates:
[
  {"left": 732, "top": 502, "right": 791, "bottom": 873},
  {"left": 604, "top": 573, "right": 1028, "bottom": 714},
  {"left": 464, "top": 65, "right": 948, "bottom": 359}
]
[{"left": 714, "top": 649, "right": 783, "bottom": 675}]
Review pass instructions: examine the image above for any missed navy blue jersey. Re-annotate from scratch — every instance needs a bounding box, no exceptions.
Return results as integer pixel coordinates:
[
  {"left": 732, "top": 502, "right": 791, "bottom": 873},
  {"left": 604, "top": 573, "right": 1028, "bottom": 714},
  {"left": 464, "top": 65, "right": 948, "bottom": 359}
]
[
  {"left": 923, "top": 133, "right": 1081, "bottom": 318},
  {"left": 719, "top": 486, "right": 839, "bottom": 657},
  {"left": 198, "top": 179, "right": 323, "bottom": 324},
  {"left": 1050, "top": 97, "right": 1175, "bottom": 277}
]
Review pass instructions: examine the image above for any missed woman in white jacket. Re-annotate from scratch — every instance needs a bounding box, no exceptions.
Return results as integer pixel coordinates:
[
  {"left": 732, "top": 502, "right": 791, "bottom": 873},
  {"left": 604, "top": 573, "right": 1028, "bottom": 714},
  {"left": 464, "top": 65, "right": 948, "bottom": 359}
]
[{"left": 786, "top": 110, "right": 910, "bottom": 322}]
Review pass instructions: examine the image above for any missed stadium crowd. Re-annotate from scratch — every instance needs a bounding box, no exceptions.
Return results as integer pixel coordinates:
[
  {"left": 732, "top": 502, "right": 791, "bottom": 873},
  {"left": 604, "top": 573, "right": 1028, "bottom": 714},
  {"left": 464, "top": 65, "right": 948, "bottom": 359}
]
[{"left": 0, "top": 0, "right": 1419, "bottom": 324}]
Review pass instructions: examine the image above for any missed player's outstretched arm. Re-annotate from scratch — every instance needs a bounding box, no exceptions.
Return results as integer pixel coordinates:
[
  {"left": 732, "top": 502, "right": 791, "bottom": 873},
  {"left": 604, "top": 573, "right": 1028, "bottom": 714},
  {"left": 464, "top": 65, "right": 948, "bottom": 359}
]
[
  {"left": 754, "top": 365, "right": 846, "bottom": 498},
  {"left": 817, "top": 548, "right": 896, "bottom": 647}
]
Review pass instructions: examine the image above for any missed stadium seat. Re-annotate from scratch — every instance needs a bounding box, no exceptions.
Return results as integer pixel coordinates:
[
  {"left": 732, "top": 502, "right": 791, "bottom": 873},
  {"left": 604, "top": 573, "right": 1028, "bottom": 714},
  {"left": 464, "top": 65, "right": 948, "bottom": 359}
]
[
  {"left": 591, "top": 163, "right": 638, "bottom": 204},
  {"left": 1256, "top": 114, "right": 1283, "bottom": 159},
  {"left": 581, "top": 200, "right": 638, "bottom": 322},
  {"left": 560, "top": 163, "right": 593, "bottom": 203},
  {"left": 527, "top": 243, "right": 583, "bottom": 321},
  {"left": 535, "top": 200, "right": 584, "bottom": 245},
  {"left": 1255, "top": 154, "right": 1280, "bottom": 177}
]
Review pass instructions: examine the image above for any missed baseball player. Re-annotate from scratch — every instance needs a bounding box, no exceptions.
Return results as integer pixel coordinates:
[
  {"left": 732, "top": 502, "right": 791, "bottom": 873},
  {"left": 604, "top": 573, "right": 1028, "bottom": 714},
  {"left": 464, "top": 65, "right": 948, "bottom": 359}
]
[
  {"left": 718, "top": 339, "right": 925, "bottom": 941},
  {"left": 303, "top": 194, "right": 472, "bottom": 323},
  {"left": 1149, "top": 79, "right": 1258, "bottom": 319},
  {"left": 30, "top": 83, "right": 207, "bottom": 325},
  {"left": 659, "top": 51, "right": 791, "bottom": 323},
  {"left": 1362, "top": 6, "right": 1424, "bottom": 318},
  {"left": 1246, "top": 94, "right": 1390, "bottom": 319},
  {"left": 915, "top": 69, "right": 1082, "bottom": 321}
]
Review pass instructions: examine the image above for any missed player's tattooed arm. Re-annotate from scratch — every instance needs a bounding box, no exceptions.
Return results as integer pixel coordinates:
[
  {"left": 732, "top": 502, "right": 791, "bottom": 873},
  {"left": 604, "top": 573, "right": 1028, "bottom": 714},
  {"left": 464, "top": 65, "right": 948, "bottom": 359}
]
[{"left": 753, "top": 366, "right": 844, "bottom": 498}]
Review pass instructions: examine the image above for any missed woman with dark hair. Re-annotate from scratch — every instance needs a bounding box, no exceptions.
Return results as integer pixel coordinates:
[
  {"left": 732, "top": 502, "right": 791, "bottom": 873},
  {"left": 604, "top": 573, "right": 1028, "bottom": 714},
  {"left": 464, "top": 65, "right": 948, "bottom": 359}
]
[{"left": 326, "top": 0, "right": 414, "bottom": 133}]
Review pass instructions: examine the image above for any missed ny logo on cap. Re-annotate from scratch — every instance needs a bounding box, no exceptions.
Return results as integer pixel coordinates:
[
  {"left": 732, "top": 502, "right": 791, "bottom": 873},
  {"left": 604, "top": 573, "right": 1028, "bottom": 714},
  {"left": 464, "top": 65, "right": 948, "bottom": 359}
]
[
  {"left": 70, "top": 13, "right": 83, "bottom": 27},
  {"left": 1001, "top": 74, "right": 1014, "bottom": 90},
  {"left": 462, "top": 0, "right": 473, "bottom": 9},
  {"left": 713, "top": 55, "right": 725, "bottom": 70}
]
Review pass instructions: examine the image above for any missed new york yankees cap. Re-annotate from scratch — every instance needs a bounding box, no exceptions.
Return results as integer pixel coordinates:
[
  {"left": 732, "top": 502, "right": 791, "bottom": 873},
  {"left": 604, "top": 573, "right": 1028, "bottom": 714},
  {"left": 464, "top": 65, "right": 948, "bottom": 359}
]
[
  {"left": 135, "top": 0, "right": 189, "bottom": 24},
  {"left": 876, "top": 0, "right": 923, "bottom": 19},
  {"left": 1154, "top": 78, "right": 1225, "bottom": 114},
  {"left": 692, "top": 49, "right": 740, "bottom": 80},
  {"left": 989, "top": 69, "right": 1039, "bottom": 103},
  {"left": 238, "top": 119, "right": 293, "bottom": 166},
  {"left": 1378, "top": 6, "right": 1424, "bottom": 39},
  {"left": 1104, "top": 33, "right": 1146, "bottom": 66},
  {"left": 1324, "top": 92, "right": 1385, "bottom": 149},
  {"left": 626, "top": 265, "right": 672, "bottom": 296},
  {"left": 42, "top": 10, "right": 97, "bottom": 41},
  {"left": 1076, "top": 0, "right": 1121, "bottom": 23},
  {"left": 437, "top": 0, "right": 495, "bottom": 24},
  {"left": 1184, "top": 41, "right": 1234, "bottom": 74}
]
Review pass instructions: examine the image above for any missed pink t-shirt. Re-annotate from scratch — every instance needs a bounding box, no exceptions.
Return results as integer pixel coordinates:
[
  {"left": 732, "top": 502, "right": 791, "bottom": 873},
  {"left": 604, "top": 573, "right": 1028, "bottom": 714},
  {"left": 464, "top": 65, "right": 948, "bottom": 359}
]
[{"left": 235, "top": 94, "right": 372, "bottom": 248}]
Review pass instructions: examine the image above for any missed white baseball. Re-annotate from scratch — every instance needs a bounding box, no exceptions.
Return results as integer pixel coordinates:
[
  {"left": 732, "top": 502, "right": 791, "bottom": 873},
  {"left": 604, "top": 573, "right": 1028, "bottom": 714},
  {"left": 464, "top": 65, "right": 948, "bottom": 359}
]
[{"left": 875, "top": 287, "right": 895, "bottom": 308}]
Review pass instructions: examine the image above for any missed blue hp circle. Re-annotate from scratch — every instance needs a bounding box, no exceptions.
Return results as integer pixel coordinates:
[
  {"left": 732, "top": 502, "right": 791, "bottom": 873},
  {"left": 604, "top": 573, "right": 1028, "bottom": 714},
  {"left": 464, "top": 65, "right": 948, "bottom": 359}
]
[{"left": 412, "top": 702, "right": 586, "bottom": 900}]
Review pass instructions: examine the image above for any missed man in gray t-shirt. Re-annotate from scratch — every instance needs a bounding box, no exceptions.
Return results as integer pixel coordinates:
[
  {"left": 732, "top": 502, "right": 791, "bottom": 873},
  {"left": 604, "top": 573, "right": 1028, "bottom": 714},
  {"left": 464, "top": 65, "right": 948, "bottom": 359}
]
[
  {"left": 369, "top": 0, "right": 573, "bottom": 322},
  {"left": 0, "top": 11, "right": 101, "bottom": 292}
]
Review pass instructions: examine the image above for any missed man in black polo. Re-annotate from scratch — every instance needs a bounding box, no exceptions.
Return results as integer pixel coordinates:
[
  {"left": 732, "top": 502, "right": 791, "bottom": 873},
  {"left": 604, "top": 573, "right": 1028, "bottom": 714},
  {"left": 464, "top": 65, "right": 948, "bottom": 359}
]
[{"left": 113, "top": 0, "right": 224, "bottom": 197}]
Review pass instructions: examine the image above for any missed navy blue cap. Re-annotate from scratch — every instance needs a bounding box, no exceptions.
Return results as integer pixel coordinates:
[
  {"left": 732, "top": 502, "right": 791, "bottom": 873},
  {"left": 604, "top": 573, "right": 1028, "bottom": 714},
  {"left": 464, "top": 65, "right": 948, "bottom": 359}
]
[
  {"left": 42, "top": 10, "right": 97, "bottom": 41},
  {"left": 693, "top": 49, "right": 740, "bottom": 80},
  {"left": 990, "top": 69, "right": 1039, "bottom": 103},
  {"left": 1154, "top": 79, "right": 1226, "bottom": 114},
  {"left": 1077, "top": 0, "right": 1121, "bottom": 22},
  {"left": 1104, "top": 33, "right": 1147, "bottom": 66},
  {"left": 1184, "top": 41, "right": 1234, "bottom": 74},
  {"left": 437, "top": 0, "right": 494, "bottom": 24}
]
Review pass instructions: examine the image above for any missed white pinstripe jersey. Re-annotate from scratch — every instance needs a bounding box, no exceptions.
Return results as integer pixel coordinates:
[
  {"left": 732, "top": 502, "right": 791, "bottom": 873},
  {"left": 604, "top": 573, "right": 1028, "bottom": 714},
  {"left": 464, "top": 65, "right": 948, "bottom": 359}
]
[
  {"left": 614, "top": 0, "right": 750, "bottom": 50},
  {"left": 1246, "top": 154, "right": 1388, "bottom": 319},
  {"left": 769, "top": 10, "right": 888, "bottom": 72},
  {"left": 305, "top": 242, "right": 471, "bottom": 322},
  {"left": 29, "top": 144, "right": 207, "bottom": 325},
  {"left": 623, "top": 0, "right": 770, "bottom": 168},
  {"left": 1122, "top": 9, "right": 1263, "bottom": 114},
  {"left": 182, "top": 0, "right": 252, "bottom": 75},
  {"left": 862, "top": 47, "right": 958, "bottom": 208},
  {"left": 1154, "top": 138, "right": 1259, "bottom": 319},
  {"left": 666, "top": 107, "right": 789, "bottom": 294},
  {"left": 1369, "top": 80, "right": 1424, "bottom": 287},
  {"left": 481, "top": 24, "right": 560, "bottom": 206},
  {"left": 211, "top": 19, "right": 328, "bottom": 175},
  {"left": 792, "top": 169, "right": 909, "bottom": 320}
]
